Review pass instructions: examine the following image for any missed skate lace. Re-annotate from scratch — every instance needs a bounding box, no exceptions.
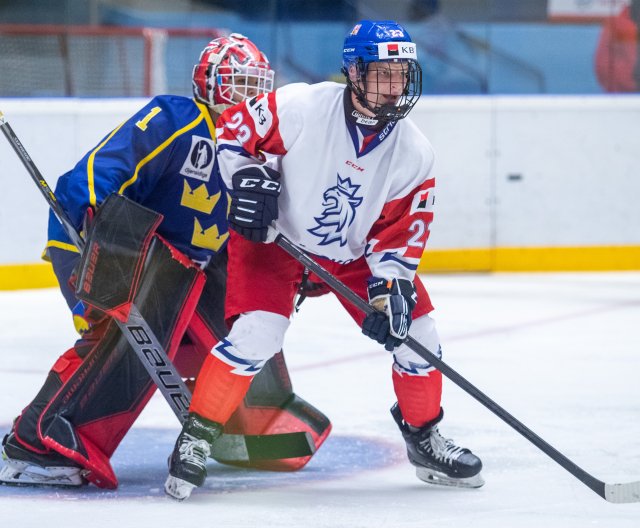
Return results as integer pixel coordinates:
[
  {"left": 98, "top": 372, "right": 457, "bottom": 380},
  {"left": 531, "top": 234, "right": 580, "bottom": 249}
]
[
  {"left": 419, "top": 426, "right": 466, "bottom": 466},
  {"left": 178, "top": 433, "right": 211, "bottom": 469}
]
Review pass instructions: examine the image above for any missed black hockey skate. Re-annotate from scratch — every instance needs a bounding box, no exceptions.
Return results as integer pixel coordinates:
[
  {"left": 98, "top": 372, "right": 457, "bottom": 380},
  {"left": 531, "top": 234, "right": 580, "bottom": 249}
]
[
  {"left": 164, "top": 412, "right": 223, "bottom": 501},
  {"left": 391, "top": 403, "right": 484, "bottom": 488},
  {"left": 0, "top": 431, "right": 85, "bottom": 487}
]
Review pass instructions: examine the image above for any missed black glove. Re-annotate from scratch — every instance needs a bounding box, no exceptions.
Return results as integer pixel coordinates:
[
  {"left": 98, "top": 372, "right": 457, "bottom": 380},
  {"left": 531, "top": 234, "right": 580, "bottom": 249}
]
[
  {"left": 362, "top": 277, "right": 417, "bottom": 351},
  {"left": 229, "top": 165, "right": 281, "bottom": 242}
]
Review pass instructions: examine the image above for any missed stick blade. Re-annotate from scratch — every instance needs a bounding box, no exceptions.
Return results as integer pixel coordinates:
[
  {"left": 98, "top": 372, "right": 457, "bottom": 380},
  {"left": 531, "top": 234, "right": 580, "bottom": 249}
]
[
  {"left": 211, "top": 431, "right": 315, "bottom": 463},
  {"left": 605, "top": 481, "right": 640, "bottom": 503}
]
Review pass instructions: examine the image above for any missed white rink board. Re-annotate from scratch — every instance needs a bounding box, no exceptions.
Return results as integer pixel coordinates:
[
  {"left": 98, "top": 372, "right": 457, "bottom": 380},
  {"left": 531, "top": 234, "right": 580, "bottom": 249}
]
[
  {"left": 411, "top": 96, "right": 640, "bottom": 250},
  {"left": 1, "top": 96, "right": 640, "bottom": 264},
  {"left": 0, "top": 98, "right": 147, "bottom": 264}
]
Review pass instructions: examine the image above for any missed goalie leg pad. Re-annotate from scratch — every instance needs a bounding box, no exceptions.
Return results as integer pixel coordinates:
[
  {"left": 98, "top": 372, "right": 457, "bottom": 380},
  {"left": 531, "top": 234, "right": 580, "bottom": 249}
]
[
  {"left": 75, "top": 193, "right": 163, "bottom": 321},
  {"left": 36, "top": 236, "right": 205, "bottom": 488},
  {"left": 11, "top": 336, "right": 100, "bottom": 455},
  {"left": 2, "top": 330, "right": 106, "bottom": 486}
]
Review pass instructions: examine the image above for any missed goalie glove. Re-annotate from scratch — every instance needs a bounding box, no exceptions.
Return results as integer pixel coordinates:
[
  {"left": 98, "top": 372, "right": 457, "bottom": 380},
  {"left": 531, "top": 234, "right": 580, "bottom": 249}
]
[
  {"left": 229, "top": 165, "right": 281, "bottom": 243},
  {"left": 362, "top": 277, "right": 417, "bottom": 351}
]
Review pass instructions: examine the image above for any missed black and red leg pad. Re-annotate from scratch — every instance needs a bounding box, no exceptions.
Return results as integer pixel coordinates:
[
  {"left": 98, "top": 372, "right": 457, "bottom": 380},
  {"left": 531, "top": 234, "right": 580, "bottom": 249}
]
[
  {"left": 74, "top": 193, "right": 163, "bottom": 323},
  {"left": 37, "top": 235, "right": 205, "bottom": 489}
]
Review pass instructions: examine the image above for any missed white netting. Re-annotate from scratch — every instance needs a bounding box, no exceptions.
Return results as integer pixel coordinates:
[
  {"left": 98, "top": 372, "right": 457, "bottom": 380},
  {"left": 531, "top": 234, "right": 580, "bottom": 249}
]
[{"left": 0, "top": 25, "right": 225, "bottom": 97}]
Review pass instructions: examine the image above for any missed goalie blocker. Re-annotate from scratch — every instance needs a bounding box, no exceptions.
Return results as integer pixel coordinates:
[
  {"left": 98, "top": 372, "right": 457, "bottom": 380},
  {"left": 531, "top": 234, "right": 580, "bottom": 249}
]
[{"left": 8, "top": 195, "right": 330, "bottom": 489}]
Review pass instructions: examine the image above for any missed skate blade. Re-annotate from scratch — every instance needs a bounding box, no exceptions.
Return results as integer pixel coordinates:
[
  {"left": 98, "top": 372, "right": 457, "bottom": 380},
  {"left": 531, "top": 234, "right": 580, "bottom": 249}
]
[
  {"left": 416, "top": 467, "right": 485, "bottom": 489},
  {"left": 0, "top": 460, "right": 84, "bottom": 487},
  {"left": 165, "top": 475, "right": 197, "bottom": 501}
]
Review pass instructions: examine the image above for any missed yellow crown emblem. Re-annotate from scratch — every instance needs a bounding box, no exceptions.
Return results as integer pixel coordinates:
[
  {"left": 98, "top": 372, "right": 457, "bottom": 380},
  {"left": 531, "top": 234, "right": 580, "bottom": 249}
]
[
  {"left": 191, "top": 218, "right": 229, "bottom": 251},
  {"left": 181, "top": 180, "right": 222, "bottom": 214}
]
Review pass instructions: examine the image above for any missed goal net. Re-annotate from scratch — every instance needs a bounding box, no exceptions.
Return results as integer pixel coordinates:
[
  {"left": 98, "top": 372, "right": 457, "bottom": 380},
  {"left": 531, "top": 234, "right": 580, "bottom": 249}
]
[{"left": 0, "top": 24, "right": 225, "bottom": 97}]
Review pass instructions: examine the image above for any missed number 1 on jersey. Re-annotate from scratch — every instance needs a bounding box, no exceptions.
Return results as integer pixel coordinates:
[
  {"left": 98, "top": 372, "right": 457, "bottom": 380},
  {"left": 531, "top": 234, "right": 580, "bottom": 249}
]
[{"left": 136, "top": 106, "right": 162, "bottom": 131}]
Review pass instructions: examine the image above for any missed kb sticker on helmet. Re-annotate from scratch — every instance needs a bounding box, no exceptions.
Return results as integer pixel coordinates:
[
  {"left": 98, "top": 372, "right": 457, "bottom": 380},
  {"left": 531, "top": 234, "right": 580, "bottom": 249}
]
[
  {"left": 377, "top": 42, "right": 417, "bottom": 60},
  {"left": 180, "top": 136, "right": 215, "bottom": 182}
]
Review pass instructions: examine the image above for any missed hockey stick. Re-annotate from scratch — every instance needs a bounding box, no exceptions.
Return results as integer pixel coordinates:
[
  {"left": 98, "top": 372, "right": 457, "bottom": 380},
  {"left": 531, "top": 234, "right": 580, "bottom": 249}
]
[
  {"left": 274, "top": 233, "right": 640, "bottom": 503},
  {"left": 0, "top": 111, "right": 314, "bottom": 461}
]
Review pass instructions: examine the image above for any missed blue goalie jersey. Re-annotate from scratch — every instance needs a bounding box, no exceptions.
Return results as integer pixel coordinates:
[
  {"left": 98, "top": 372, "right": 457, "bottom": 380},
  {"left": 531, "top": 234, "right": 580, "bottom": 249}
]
[{"left": 47, "top": 95, "right": 229, "bottom": 264}]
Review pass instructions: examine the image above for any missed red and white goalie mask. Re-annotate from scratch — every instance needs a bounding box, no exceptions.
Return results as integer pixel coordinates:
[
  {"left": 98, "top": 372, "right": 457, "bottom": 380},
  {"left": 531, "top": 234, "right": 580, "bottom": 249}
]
[{"left": 192, "top": 33, "right": 274, "bottom": 113}]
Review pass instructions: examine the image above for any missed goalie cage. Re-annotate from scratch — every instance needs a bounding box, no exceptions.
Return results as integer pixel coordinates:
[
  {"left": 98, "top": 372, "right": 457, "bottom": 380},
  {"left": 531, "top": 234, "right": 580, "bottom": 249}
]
[{"left": 0, "top": 24, "right": 226, "bottom": 97}]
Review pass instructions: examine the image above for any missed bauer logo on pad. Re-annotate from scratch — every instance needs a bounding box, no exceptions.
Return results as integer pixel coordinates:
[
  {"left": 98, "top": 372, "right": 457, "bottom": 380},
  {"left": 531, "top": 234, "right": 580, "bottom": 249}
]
[{"left": 377, "top": 42, "right": 417, "bottom": 60}]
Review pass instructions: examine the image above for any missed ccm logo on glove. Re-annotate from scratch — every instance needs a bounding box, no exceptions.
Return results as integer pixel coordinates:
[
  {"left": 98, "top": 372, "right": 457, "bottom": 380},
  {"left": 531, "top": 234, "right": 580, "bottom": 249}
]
[
  {"left": 229, "top": 165, "right": 281, "bottom": 243},
  {"left": 237, "top": 177, "right": 280, "bottom": 192}
]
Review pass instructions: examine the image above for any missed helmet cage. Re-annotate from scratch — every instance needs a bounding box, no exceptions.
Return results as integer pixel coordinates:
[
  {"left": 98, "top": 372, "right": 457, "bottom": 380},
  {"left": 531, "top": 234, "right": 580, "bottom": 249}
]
[
  {"left": 192, "top": 34, "right": 274, "bottom": 112},
  {"left": 342, "top": 21, "right": 422, "bottom": 121},
  {"left": 215, "top": 58, "right": 274, "bottom": 107},
  {"left": 343, "top": 58, "right": 422, "bottom": 122}
]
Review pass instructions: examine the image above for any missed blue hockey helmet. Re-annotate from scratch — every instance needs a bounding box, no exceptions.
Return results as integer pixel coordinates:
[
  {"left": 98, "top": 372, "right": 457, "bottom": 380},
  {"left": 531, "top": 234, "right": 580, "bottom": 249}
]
[{"left": 342, "top": 20, "right": 422, "bottom": 121}]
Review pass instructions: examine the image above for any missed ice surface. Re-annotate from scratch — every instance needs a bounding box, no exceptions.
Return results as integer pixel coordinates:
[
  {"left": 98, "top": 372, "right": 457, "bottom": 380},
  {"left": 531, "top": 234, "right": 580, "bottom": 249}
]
[{"left": 1, "top": 273, "right": 639, "bottom": 527}]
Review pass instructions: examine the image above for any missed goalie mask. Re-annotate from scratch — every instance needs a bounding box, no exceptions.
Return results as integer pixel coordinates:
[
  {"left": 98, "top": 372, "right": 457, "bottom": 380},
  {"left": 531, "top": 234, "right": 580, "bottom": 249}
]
[
  {"left": 342, "top": 20, "right": 422, "bottom": 122},
  {"left": 193, "top": 33, "right": 274, "bottom": 113}
]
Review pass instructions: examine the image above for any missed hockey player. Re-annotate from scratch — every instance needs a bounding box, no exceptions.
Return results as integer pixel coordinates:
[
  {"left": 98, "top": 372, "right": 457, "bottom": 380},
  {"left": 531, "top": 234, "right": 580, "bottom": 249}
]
[
  {"left": 165, "top": 20, "right": 484, "bottom": 501},
  {"left": 1, "top": 34, "right": 330, "bottom": 489}
]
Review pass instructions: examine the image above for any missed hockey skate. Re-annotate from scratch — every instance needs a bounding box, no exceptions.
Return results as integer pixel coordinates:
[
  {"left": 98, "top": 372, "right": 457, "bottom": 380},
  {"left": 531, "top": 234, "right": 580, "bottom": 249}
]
[
  {"left": 164, "top": 413, "right": 223, "bottom": 501},
  {"left": 0, "top": 431, "right": 85, "bottom": 487},
  {"left": 391, "top": 404, "right": 484, "bottom": 489}
]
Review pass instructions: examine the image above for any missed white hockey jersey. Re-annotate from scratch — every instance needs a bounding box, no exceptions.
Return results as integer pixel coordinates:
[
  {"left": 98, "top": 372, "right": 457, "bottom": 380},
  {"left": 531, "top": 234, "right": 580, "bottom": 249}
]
[{"left": 216, "top": 81, "right": 435, "bottom": 281}]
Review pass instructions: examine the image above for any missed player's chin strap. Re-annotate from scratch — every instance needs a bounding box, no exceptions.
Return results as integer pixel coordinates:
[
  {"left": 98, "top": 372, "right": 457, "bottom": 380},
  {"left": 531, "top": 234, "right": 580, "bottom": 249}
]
[
  {"left": 0, "top": 111, "right": 315, "bottom": 463},
  {"left": 269, "top": 227, "right": 640, "bottom": 504}
]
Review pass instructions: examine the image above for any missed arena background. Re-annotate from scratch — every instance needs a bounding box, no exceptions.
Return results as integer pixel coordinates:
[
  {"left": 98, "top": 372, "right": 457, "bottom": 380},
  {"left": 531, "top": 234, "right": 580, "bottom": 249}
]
[
  {"left": 1, "top": 0, "right": 639, "bottom": 289},
  {"left": 0, "top": 2, "right": 639, "bottom": 526}
]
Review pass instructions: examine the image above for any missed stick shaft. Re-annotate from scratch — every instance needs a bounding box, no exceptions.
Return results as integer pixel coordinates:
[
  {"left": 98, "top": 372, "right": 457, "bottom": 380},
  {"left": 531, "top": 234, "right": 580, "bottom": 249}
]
[
  {"left": 0, "top": 112, "right": 84, "bottom": 250},
  {"left": 0, "top": 111, "right": 316, "bottom": 459},
  {"left": 274, "top": 233, "right": 615, "bottom": 500},
  {"left": 0, "top": 111, "right": 194, "bottom": 420}
]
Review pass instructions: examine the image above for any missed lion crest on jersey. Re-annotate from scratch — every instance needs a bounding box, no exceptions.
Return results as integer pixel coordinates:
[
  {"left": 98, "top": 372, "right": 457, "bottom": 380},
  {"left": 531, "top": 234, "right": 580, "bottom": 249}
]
[{"left": 308, "top": 175, "right": 363, "bottom": 246}]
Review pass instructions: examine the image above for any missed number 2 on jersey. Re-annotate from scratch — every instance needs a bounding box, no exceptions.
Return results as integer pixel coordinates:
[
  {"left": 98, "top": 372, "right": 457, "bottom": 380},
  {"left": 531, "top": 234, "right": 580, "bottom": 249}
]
[
  {"left": 226, "top": 111, "right": 252, "bottom": 144},
  {"left": 408, "top": 219, "right": 428, "bottom": 248}
]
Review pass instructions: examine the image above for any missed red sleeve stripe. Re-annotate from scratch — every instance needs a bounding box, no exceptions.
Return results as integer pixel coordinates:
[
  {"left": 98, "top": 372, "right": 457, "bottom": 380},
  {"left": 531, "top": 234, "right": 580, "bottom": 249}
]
[
  {"left": 217, "top": 92, "right": 287, "bottom": 157},
  {"left": 367, "top": 179, "right": 435, "bottom": 259}
]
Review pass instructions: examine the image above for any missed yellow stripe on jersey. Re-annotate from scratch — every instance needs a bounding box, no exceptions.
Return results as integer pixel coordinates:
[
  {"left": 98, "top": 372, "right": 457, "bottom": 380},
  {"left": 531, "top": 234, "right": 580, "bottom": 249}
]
[
  {"left": 45, "top": 240, "right": 81, "bottom": 254},
  {"left": 87, "top": 122, "right": 126, "bottom": 207},
  {"left": 195, "top": 101, "right": 216, "bottom": 140},
  {"left": 118, "top": 113, "right": 205, "bottom": 194}
]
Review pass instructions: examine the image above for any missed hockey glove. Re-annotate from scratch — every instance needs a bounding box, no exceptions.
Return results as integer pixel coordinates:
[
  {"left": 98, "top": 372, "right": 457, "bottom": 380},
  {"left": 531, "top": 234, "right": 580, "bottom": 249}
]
[
  {"left": 362, "top": 277, "right": 417, "bottom": 351},
  {"left": 229, "top": 165, "right": 281, "bottom": 243}
]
